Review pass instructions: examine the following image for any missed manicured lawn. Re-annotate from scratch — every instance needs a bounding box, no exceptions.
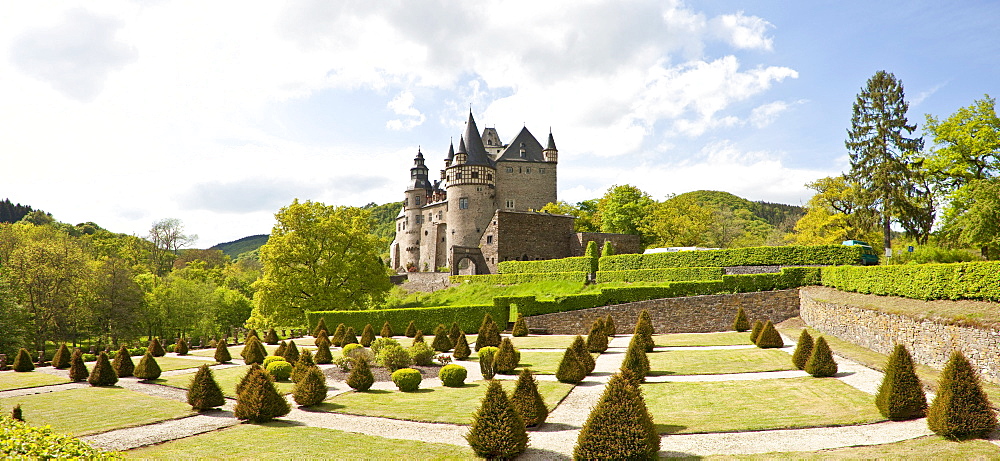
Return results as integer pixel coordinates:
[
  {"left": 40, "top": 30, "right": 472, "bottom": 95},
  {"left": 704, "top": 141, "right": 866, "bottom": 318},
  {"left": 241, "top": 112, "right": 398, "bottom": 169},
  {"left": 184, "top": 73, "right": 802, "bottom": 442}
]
[
  {"left": 0, "top": 371, "right": 70, "bottom": 391},
  {"left": 189, "top": 343, "right": 315, "bottom": 358},
  {"left": 648, "top": 348, "right": 795, "bottom": 375},
  {"left": 509, "top": 334, "right": 579, "bottom": 349},
  {"left": 642, "top": 377, "right": 883, "bottom": 434},
  {"left": 0, "top": 386, "right": 192, "bottom": 436},
  {"left": 142, "top": 356, "right": 213, "bottom": 372},
  {"left": 705, "top": 435, "right": 1000, "bottom": 459},
  {"left": 510, "top": 351, "right": 574, "bottom": 375},
  {"left": 324, "top": 380, "right": 574, "bottom": 425},
  {"left": 126, "top": 421, "right": 476, "bottom": 459},
  {"left": 155, "top": 365, "right": 295, "bottom": 398},
  {"left": 653, "top": 331, "right": 753, "bottom": 347}
]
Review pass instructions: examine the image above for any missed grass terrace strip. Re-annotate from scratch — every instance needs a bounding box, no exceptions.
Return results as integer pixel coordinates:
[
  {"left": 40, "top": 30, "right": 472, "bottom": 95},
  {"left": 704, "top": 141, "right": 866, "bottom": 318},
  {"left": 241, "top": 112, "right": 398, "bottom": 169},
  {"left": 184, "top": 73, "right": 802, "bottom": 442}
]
[
  {"left": 0, "top": 371, "right": 71, "bottom": 391},
  {"left": 647, "top": 348, "right": 795, "bottom": 375},
  {"left": 652, "top": 332, "right": 753, "bottom": 347},
  {"left": 156, "top": 365, "right": 296, "bottom": 399},
  {"left": 450, "top": 271, "right": 589, "bottom": 285}
]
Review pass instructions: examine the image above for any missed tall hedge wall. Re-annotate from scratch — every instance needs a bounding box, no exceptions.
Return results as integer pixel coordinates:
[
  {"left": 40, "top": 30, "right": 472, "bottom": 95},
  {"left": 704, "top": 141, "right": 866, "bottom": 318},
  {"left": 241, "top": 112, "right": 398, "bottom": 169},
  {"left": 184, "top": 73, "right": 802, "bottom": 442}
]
[
  {"left": 599, "top": 245, "right": 864, "bottom": 271},
  {"left": 595, "top": 267, "right": 724, "bottom": 284},
  {"left": 498, "top": 256, "right": 597, "bottom": 274},
  {"left": 306, "top": 304, "right": 509, "bottom": 336},
  {"left": 450, "top": 271, "right": 589, "bottom": 285},
  {"left": 821, "top": 261, "right": 1000, "bottom": 301}
]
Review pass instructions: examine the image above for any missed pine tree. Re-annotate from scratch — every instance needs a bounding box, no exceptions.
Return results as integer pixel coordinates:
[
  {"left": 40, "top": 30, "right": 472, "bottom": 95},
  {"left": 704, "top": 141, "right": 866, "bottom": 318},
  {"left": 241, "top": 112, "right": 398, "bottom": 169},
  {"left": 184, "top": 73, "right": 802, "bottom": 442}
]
[
  {"left": 294, "top": 366, "right": 330, "bottom": 406},
  {"left": 791, "top": 329, "right": 814, "bottom": 370},
  {"left": 586, "top": 319, "right": 609, "bottom": 353},
  {"left": 332, "top": 323, "right": 347, "bottom": 346},
  {"left": 574, "top": 373, "right": 659, "bottom": 460},
  {"left": 755, "top": 320, "right": 784, "bottom": 349},
  {"left": 148, "top": 337, "right": 166, "bottom": 357},
  {"left": 464, "top": 380, "right": 528, "bottom": 459},
  {"left": 234, "top": 365, "right": 291, "bottom": 422},
  {"left": 750, "top": 320, "right": 764, "bottom": 345},
  {"left": 175, "top": 337, "right": 189, "bottom": 356},
  {"left": 556, "top": 346, "right": 586, "bottom": 384},
  {"left": 476, "top": 313, "right": 501, "bottom": 351},
  {"left": 805, "top": 336, "right": 838, "bottom": 377},
  {"left": 187, "top": 364, "right": 226, "bottom": 411},
  {"left": 380, "top": 321, "right": 394, "bottom": 338},
  {"left": 68, "top": 349, "right": 89, "bottom": 381},
  {"left": 88, "top": 352, "right": 118, "bottom": 386},
  {"left": 214, "top": 341, "right": 232, "bottom": 363},
  {"left": 453, "top": 333, "right": 471, "bottom": 360},
  {"left": 431, "top": 324, "right": 453, "bottom": 352},
  {"left": 241, "top": 336, "right": 267, "bottom": 365},
  {"left": 510, "top": 368, "right": 548, "bottom": 427},
  {"left": 112, "top": 345, "right": 135, "bottom": 378},
  {"left": 571, "top": 335, "right": 595, "bottom": 374},
  {"left": 448, "top": 322, "right": 462, "bottom": 345},
  {"left": 928, "top": 351, "right": 997, "bottom": 440},
  {"left": 512, "top": 313, "right": 529, "bottom": 337},
  {"left": 620, "top": 334, "right": 650, "bottom": 383},
  {"left": 493, "top": 338, "right": 521, "bottom": 375},
  {"left": 360, "top": 323, "right": 376, "bottom": 347},
  {"left": 346, "top": 357, "right": 375, "bottom": 391},
  {"left": 264, "top": 328, "right": 279, "bottom": 345},
  {"left": 312, "top": 318, "right": 328, "bottom": 338},
  {"left": 314, "top": 336, "right": 333, "bottom": 364},
  {"left": 405, "top": 321, "right": 417, "bottom": 338},
  {"left": 283, "top": 340, "right": 300, "bottom": 364},
  {"left": 732, "top": 306, "right": 750, "bottom": 332},
  {"left": 12, "top": 348, "right": 34, "bottom": 372},
  {"left": 604, "top": 313, "right": 616, "bottom": 337},
  {"left": 342, "top": 327, "right": 359, "bottom": 347},
  {"left": 52, "top": 343, "right": 71, "bottom": 369},
  {"left": 134, "top": 352, "right": 162, "bottom": 380},
  {"left": 875, "top": 344, "right": 927, "bottom": 421}
]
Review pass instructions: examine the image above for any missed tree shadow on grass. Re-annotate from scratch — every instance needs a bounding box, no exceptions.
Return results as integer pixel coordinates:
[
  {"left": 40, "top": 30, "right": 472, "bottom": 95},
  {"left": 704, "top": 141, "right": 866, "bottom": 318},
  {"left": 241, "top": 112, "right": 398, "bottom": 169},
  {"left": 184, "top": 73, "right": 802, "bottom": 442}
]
[
  {"left": 533, "top": 422, "right": 580, "bottom": 432},
  {"left": 256, "top": 419, "right": 307, "bottom": 428},
  {"left": 655, "top": 423, "right": 688, "bottom": 434},
  {"left": 303, "top": 402, "right": 346, "bottom": 412}
]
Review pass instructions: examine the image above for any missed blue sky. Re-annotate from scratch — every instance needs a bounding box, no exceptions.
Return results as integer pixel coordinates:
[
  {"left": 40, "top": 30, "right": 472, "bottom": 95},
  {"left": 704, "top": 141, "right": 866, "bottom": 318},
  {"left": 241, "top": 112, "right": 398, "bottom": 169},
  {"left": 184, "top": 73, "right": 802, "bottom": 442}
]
[{"left": 1, "top": 1, "right": 997, "bottom": 247}]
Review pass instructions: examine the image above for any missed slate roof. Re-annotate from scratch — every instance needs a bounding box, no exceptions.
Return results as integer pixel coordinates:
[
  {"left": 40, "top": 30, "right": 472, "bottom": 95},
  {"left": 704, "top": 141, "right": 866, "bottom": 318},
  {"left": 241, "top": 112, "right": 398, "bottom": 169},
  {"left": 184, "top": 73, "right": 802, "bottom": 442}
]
[
  {"left": 496, "top": 127, "right": 546, "bottom": 163},
  {"left": 460, "top": 112, "right": 494, "bottom": 167}
]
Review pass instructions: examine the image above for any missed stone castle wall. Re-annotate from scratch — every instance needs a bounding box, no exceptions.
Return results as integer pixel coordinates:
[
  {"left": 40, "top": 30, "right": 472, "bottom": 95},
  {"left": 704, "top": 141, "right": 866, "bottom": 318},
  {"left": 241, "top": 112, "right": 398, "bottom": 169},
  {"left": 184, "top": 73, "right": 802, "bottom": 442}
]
[{"left": 570, "top": 232, "right": 643, "bottom": 256}]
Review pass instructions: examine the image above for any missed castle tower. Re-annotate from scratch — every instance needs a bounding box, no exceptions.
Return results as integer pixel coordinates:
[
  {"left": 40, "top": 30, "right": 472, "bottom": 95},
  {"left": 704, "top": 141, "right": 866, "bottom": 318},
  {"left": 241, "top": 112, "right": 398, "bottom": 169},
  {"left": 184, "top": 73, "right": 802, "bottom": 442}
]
[
  {"left": 446, "top": 112, "right": 497, "bottom": 255},
  {"left": 543, "top": 129, "right": 558, "bottom": 163},
  {"left": 396, "top": 148, "right": 431, "bottom": 270}
]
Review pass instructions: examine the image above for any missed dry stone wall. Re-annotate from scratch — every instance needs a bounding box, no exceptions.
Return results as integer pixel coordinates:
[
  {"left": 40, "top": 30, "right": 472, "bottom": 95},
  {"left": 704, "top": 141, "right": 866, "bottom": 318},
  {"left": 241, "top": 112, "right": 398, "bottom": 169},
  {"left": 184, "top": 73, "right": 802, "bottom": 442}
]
[{"left": 523, "top": 289, "right": 800, "bottom": 335}]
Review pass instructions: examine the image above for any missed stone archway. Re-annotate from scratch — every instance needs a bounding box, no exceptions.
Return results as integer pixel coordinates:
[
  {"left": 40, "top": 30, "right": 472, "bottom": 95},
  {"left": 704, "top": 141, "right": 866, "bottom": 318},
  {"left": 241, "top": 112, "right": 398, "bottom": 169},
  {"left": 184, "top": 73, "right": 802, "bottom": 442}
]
[{"left": 450, "top": 246, "right": 490, "bottom": 275}]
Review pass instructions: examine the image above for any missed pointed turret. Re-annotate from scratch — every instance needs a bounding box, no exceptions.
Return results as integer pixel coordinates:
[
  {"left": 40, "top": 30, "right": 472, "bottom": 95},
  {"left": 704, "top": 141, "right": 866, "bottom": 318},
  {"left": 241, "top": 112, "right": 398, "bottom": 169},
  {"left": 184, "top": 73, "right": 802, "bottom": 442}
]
[
  {"left": 460, "top": 111, "right": 493, "bottom": 167},
  {"left": 454, "top": 136, "right": 468, "bottom": 164},
  {"left": 543, "top": 129, "right": 558, "bottom": 163},
  {"left": 445, "top": 140, "right": 455, "bottom": 167},
  {"left": 408, "top": 148, "right": 431, "bottom": 191}
]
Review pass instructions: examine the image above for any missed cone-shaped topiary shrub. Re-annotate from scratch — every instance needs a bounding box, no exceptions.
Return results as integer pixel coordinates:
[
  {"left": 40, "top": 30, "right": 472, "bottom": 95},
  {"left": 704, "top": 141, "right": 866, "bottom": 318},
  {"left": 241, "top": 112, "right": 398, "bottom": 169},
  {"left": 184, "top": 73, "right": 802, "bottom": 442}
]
[
  {"left": 342, "top": 327, "right": 359, "bottom": 347},
  {"left": 585, "top": 240, "right": 598, "bottom": 257},
  {"left": 601, "top": 241, "right": 615, "bottom": 257},
  {"left": 347, "top": 357, "right": 375, "bottom": 391},
  {"left": 448, "top": 322, "right": 462, "bottom": 345},
  {"left": 791, "top": 329, "right": 814, "bottom": 370},
  {"left": 476, "top": 313, "right": 502, "bottom": 351},
  {"left": 134, "top": 352, "right": 162, "bottom": 380},
  {"left": 241, "top": 336, "right": 267, "bottom": 365},
  {"left": 620, "top": 334, "right": 650, "bottom": 383},
  {"left": 215, "top": 341, "right": 232, "bottom": 363},
  {"left": 264, "top": 328, "right": 279, "bottom": 345},
  {"left": 405, "top": 321, "right": 417, "bottom": 338},
  {"left": 453, "top": 333, "right": 471, "bottom": 360},
  {"left": 732, "top": 306, "right": 750, "bottom": 332},
  {"left": 88, "top": 352, "right": 118, "bottom": 386},
  {"left": 512, "top": 313, "right": 528, "bottom": 337},
  {"left": 510, "top": 368, "right": 548, "bottom": 427},
  {"left": 294, "top": 366, "right": 329, "bottom": 406},
  {"left": 68, "top": 349, "right": 89, "bottom": 381},
  {"left": 331, "top": 324, "right": 346, "bottom": 346},
  {"left": 313, "top": 329, "right": 329, "bottom": 347},
  {"left": 634, "top": 310, "right": 655, "bottom": 353},
  {"left": 574, "top": 373, "right": 659, "bottom": 460},
  {"left": 465, "top": 380, "right": 528, "bottom": 459},
  {"left": 13, "top": 348, "right": 34, "bottom": 372},
  {"left": 292, "top": 349, "right": 316, "bottom": 383},
  {"left": 493, "top": 338, "right": 521, "bottom": 375},
  {"left": 360, "top": 324, "right": 376, "bottom": 347},
  {"left": 175, "top": 337, "right": 189, "bottom": 356},
  {"left": 148, "top": 337, "right": 166, "bottom": 357},
  {"left": 188, "top": 364, "right": 225, "bottom": 411},
  {"left": 928, "top": 351, "right": 998, "bottom": 439},
  {"left": 52, "top": 343, "right": 71, "bottom": 369},
  {"left": 750, "top": 320, "right": 764, "bottom": 345},
  {"left": 314, "top": 336, "right": 333, "bottom": 364},
  {"left": 556, "top": 346, "right": 586, "bottom": 384},
  {"left": 805, "top": 336, "right": 837, "bottom": 377},
  {"left": 439, "top": 364, "right": 468, "bottom": 387},
  {"left": 756, "top": 320, "right": 784, "bottom": 349},
  {"left": 274, "top": 341, "right": 287, "bottom": 358},
  {"left": 12, "top": 403, "right": 23, "bottom": 421},
  {"left": 391, "top": 368, "right": 422, "bottom": 392},
  {"left": 571, "top": 335, "right": 595, "bottom": 374},
  {"left": 411, "top": 330, "right": 425, "bottom": 346},
  {"left": 113, "top": 345, "right": 135, "bottom": 377},
  {"left": 478, "top": 346, "right": 498, "bottom": 380},
  {"left": 283, "top": 340, "right": 300, "bottom": 364},
  {"left": 875, "top": 344, "right": 927, "bottom": 421},
  {"left": 235, "top": 364, "right": 259, "bottom": 397},
  {"left": 247, "top": 329, "right": 259, "bottom": 341},
  {"left": 431, "top": 326, "right": 453, "bottom": 352},
  {"left": 380, "top": 321, "right": 394, "bottom": 338},
  {"left": 587, "top": 319, "right": 609, "bottom": 353},
  {"left": 312, "top": 318, "right": 328, "bottom": 338},
  {"left": 235, "top": 365, "right": 291, "bottom": 422}
]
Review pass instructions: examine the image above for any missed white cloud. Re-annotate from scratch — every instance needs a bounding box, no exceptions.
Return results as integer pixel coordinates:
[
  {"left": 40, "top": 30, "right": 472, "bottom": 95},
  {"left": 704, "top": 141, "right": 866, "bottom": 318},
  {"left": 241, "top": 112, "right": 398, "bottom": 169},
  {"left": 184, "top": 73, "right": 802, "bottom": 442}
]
[
  {"left": 749, "top": 100, "right": 806, "bottom": 128},
  {"left": 386, "top": 91, "right": 426, "bottom": 131},
  {"left": 711, "top": 12, "right": 775, "bottom": 51}
]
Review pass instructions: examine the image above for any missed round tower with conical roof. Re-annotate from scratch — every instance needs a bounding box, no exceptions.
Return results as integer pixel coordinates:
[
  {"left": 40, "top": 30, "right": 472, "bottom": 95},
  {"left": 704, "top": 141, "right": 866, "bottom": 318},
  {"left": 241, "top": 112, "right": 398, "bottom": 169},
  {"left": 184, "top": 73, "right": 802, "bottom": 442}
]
[
  {"left": 397, "top": 148, "right": 431, "bottom": 271},
  {"left": 445, "top": 112, "right": 497, "bottom": 258}
]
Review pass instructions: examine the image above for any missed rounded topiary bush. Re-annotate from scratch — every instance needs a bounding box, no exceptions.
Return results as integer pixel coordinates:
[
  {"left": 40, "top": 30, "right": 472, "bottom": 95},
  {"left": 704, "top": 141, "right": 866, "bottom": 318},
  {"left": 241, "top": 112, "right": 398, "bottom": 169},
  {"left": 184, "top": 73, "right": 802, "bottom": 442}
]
[
  {"left": 804, "top": 336, "right": 837, "bottom": 377},
  {"left": 478, "top": 346, "right": 498, "bottom": 380},
  {"left": 88, "top": 352, "right": 118, "bottom": 386},
  {"left": 732, "top": 306, "right": 750, "bottom": 332},
  {"left": 134, "top": 352, "right": 162, "bottom": 380},
  {"left": 439, "top": 364, "right": 468, "bottom": 387},
  {"left": 493, "top": 338, "right": 521, "bottom": 375},
  {"left": 188, "top": 364, "right": 226, "bottom": 411},
  {"left": 214, "top": 341, "right": 232, "bottom": 364},
  {"left": 750, "top": 320, "right": 764, "bottom": 345},
  {"left": 342, "top": 343, "right": 363, "bottom": 357},
  {"left": 928, "top": 351, "right": 997, "bottom": 440},
  {"left": 370, "top": 337, "right": 399, "bottom": 356},
  {"left": 376, "top": 344, "right": 412, "bottom": 370},
  {"left": 391, "top": 368, "right": 422, "bottom": 392},
  {"left": 409, "top": 342, "right": 435, "bottom": 366},
  {"left": 556, "top": 347, "right": 586, "bottom": 384},
  {"left": 791, "top": 329, "right": 814, "bottom": 370},
  {"left": 68, "top": 349, "right": 89, "bottom": 382},
  {"left": 294, "top": 366, "right": 330, "bottom": 406},
  {"left": 266, "top": 360, "right": 293, "bottom": 381},
  {"left": 360, "top": 324, "right": 376, "bottom": 347},
  {"left": 235, "top": 365, "right": 290, "bottom": 422},
  {"left": 405, "top": 321, "right": 417, "bottom": 338},
  {"left": 113, "top": 345, "right": 135, "bottom": 378},
  {"left": 262, "top": 355, "right": 286, "bottom": 369},
  {"left": 13, "top": 348, "right": 34, "bottom": 372},
  {"left": 574, "top": 373, "right": 659, "bottom": 460},
  {"left": 52, "top": 343, "right": 71, "bottom": 369},
  {"left": 453, "top": 333, "right": 471, "bottom": 360},
  {"left": 755, "top": 320, "right": 784, "bottom": 349},
  {"left": 148, "top": 337, "right": 166, "bottom": 357},
  {"left": 347, "top": 357, "right": 375, "bottom": 391},
  {"left": 587, "top": 319, "right": 609, "bottom": 353},
  {"left": 465, "top": 380, "right": 528, "bottom": 459},
  {"left": 875, "top": 344, "right": 927, "bottom": 421},
  {"left": 380, "top": 321, "right": 394, "bottom": 338},
  {"left": 510, "top": 368, "right": 548, "bottom": 427},
  {"left": 512, "top": 313, "right": 528, "bottom": 337}
]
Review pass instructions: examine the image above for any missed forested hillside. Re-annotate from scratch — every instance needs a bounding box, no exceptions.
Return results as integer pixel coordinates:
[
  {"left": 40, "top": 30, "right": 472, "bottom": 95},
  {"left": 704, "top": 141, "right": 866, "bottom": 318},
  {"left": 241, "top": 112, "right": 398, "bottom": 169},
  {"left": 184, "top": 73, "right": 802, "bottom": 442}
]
[
  {"left": 210, "top": 234, "right": 269, "bottom": 258},
  {"left": 0, "top": 199, "right": 37, "bottom": 223}
]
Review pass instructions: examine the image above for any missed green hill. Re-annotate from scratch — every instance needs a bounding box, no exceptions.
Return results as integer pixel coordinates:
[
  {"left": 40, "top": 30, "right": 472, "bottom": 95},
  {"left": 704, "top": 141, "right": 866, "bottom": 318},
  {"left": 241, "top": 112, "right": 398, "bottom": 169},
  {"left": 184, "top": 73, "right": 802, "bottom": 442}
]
[
  {"left": 674, "top": 190, "right": 803, "bottom": 229},
  {"left": 210, "top": 234, "right": 269, "bottom": 258}
]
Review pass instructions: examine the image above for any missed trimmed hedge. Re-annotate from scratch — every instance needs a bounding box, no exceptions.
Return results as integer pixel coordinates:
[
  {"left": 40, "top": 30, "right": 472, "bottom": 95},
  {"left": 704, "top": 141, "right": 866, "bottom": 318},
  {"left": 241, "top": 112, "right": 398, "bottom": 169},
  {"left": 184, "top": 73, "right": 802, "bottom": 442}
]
[
  {"left": 450, "top": 271, "right": 589, "bottom": 285},
  {"left": 595, "top": 267, "right": 724, "bottom": 284},
  {"left": 498, "top": 256, "right": 596, "bottom": 274},
  {"left": 306, "top": 304, "right": 508, "bottom": 339},
  {"left": 599, "top": 245, "right": 864, "bottom": 270},
  {"left": 821, "top": 261, "right": 1000, "bottom": 301},
  {"left": 0, "top": 415, "right": 122, "bottom": 459}
]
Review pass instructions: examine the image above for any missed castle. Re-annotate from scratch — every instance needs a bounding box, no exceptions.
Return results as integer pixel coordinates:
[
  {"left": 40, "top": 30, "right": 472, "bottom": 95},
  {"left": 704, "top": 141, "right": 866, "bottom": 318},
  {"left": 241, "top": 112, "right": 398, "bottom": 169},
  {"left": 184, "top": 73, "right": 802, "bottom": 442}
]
[{"left": 390, "top": 112, "right": 640, "bottom": 275}]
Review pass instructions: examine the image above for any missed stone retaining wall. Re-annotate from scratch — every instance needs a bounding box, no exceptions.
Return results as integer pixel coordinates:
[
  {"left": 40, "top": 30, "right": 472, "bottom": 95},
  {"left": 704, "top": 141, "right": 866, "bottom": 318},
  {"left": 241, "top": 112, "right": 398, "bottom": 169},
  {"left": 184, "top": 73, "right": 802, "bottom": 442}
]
[
  {"left": 524, "top": 289, "right": 800, "bottom": 335},
  {"left": 398, "top": 272, "right": 451, "bottom": 293},
  {"left": 799, "top": 288, "right": 1000, "bottom": 383}
]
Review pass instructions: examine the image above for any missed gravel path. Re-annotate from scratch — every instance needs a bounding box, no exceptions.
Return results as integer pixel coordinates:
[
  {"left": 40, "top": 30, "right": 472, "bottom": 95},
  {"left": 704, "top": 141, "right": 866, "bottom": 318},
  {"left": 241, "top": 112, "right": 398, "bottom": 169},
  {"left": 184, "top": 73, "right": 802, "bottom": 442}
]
[
  {"left": 0, "top": 381, "right": 88, "bottom": 398},
  {"left": 79, "top": 411, "right": 240, "bottom": 451}
]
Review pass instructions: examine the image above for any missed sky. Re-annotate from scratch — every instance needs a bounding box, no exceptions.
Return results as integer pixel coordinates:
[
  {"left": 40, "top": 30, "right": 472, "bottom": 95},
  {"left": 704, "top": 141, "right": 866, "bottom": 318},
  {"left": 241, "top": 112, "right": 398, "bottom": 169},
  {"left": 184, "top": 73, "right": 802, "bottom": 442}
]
[{"left": 2, "top": 1, "right": 998, "bottom": 248}]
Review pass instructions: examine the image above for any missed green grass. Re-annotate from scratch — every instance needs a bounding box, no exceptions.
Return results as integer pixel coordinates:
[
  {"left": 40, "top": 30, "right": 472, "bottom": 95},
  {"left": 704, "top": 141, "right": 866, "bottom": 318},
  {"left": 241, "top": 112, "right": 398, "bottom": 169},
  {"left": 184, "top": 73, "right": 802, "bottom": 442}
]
[
  {"left": 155, "top": 365, "right": 295, "bottom": 398},
  {"left": 648, "top": 348, "right": 795, "bottom": 375},
  {"left": 189, "top": 343, "right": 316, "bottom": 358},
  {"left": 463, "top": 350, "right": 588, "bottom": 375},
  {"left": 806, "top": 285, "right": 1000, "bottom": 326},
  {"left": 0, "top": 371, "right": 70, "bottom": 391},
  {"left": 704, "top": 435, "right": 1000, "bottom": 460},
  {"left": 139, "top": 356, "right": 212, "bottom": 372},
  {"left": 508, "top": 335, "right": 579, "bottom": 349},
  {"left": 0, "top": 386, "right": 192, "bottom": 436},
  {"left": 642, "top": 377, "right": 883, "bottom": 434},
  {"left": 126, "top": 421, "right": 475, "bottom": 459},
  {"left": 653, "top": 331, "right": 753, "bottom": 347},
  {"left": 323, "top": 380, "right": 574, "bottom": 425}
]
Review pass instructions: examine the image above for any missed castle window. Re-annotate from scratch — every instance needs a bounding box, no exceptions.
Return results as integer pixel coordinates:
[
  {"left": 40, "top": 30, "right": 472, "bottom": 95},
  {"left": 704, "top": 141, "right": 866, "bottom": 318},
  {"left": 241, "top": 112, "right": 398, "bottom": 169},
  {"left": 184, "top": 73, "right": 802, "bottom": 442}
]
[
  {"left": 415, "top": 196, "right": 422, "bottom": 206},
  {"left": 486, "top": 235, "right": 493, "bottom": 244},
  {"left": 506, "top": 200, "right": 514, "bottom": 209},
  {"left": 526, "top": 168, "right": 531, "bottom": 174},
  {"left": 459, "top": 198, "right": 469, "bottom": 210},
  {"left": 506, "top": 167, "right": 513, "bottom": 173},
  {"left": 416, "top": 215, "right": 423, "bottom": 224},
  {"left": 472, "top": 171, "right": 479, "bottom": 179},
  {"left": 456, "top": 172, "right": 463, "bottom": 179},
  {"left": 540, "top": 168, "right": 546, "bottom": 174},
  {"left": 487, "top": 173, "right": 493, "bottom": 180}
]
